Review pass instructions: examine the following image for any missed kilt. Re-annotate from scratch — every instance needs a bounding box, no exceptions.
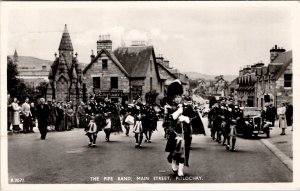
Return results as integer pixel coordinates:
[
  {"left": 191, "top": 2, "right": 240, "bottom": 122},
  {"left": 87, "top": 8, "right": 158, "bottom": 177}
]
[{"left": 110, "top": 114, "right": 123, "bottom": 133}]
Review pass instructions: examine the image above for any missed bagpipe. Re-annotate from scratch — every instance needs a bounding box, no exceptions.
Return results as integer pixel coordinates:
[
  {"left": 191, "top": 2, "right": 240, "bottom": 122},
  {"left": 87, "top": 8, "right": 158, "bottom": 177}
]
[{"left": 164, "top": 103, "right": 206, "bottom": 136}]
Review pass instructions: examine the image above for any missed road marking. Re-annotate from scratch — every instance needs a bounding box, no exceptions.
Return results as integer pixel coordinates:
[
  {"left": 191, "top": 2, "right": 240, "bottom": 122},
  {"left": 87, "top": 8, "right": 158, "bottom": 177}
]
[{"left": 261, "top": 139, "right": 293, "bottom": 171}]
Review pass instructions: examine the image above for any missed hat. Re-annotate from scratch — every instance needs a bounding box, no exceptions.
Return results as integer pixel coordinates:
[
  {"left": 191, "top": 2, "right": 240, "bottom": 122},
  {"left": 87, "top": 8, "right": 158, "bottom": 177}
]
[{"left": 166, "top": 79, "right": 183, "bottom": 105}]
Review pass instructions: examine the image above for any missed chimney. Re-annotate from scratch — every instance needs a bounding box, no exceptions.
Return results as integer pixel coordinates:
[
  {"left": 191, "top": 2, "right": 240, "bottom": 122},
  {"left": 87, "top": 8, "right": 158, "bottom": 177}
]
[
  {"left": 251, "top": 64, "right": 257, "bottom": 73},
  {"left": 156, "top": 54, "right": 164, "bottom": 64},
  {"left": 97, "top": 35, "right": 112, "bottom": 53},
  {"left": 131, "top": 40, "right": 146, "bottom": 46},
  {"left": 163, "top": 60, "right": 170, "bottom": 68},
  {"left": 90, "top": 49, "right": 95, "bottom": 62},
  {"left": 270, "top": 44, "right": 286, "bottom": 63},
  {"left": 255, "top": 62, "right": 264, "bottom": 68}
]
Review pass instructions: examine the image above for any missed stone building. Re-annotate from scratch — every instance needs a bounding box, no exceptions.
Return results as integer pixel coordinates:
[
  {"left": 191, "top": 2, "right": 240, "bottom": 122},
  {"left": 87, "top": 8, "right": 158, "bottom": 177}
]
[
  {"left": 225, "top": 77, "right": 238, "bottom": 104},
  {"left": 47, "top": 25, "right": 83, "bottom": 103},
  {"left": 204, "top": 75, "right": 228, "bottom": 98},
  {"left": 156, "top": 55, "right": 177, "bottom": 91},
  {"left": 255, "top": 46, "right": 292, "bottom": 108},
  {"left": 237, "top": 65, "right": 257, "bottom": 107},
  {"left": 82, "top": 37, "right": 130, "bottom": 103},
  {"left": 83, "top": 37, "right": 165, "bottom": 103},
  {"left": 10, "top": 50, "right": 50, "bottom": 87},
  {"left": 83, "top": 37, "right": 190, "bottom": 103},
  {"left": 237, "top": 45, "right": 292, "bottom": 108},
  {"left": 114, "top": 45, "right": 163, "bottom": 102}
]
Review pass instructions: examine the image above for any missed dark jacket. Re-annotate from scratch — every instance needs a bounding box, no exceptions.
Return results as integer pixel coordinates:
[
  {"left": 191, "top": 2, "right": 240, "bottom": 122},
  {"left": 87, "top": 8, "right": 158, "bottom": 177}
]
[{"left": 36, "top": 104, "right": 50, "bottom": 121}]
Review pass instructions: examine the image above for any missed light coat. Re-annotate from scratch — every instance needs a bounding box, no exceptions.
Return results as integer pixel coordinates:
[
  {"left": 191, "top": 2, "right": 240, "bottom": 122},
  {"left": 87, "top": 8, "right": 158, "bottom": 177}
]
[
  {"left": 278, "top": 106, "right": 287, "bottom": 128},
  {"left": 12, "top": 102, "right": 21, "bottom": 125}
]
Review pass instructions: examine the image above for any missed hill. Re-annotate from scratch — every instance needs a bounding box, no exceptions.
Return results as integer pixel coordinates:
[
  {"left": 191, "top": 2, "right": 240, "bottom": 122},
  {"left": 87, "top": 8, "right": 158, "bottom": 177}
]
[
  {"left": 9, "top": 55, "right": 87, "bottom": 70},
  {"left": 184, "top": 72, "right": 237, "bottom": 82}
]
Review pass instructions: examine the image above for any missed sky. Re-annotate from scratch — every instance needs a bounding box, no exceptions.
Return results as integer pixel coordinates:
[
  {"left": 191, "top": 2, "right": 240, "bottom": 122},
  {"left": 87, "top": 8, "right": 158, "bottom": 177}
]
[{"left": 4, "top": 2, "right": 294, "bottom": 75}]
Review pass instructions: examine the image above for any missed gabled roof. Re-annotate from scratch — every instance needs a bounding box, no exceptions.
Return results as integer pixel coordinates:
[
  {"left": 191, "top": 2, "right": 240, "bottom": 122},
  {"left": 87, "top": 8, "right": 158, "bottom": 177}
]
[
  {"left": 59, "top": 24, "right": 73, "bottom": 51},
  {"left": 269, "top": 63, "right": 283, "bottom": 79},
  {"left": 83, "top": 48, "right": 130, "bottom": 77},
  {"left": 272, "top": 50, "right": 292, "bottom": 80},
  {"left": 229, "top": 77, "right": 238, "bottom": 86},
  {"left": 113, "top": 46, "right": 153, "bottom": 78},
  {"left": 156, "top": 61, "right": 177, "bottom": 80}
]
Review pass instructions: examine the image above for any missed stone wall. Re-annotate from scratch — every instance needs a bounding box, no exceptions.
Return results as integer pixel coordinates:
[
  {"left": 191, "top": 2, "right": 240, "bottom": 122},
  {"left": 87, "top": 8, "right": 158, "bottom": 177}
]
[
  {"left": 276, "top": 63, "right": 293, "bottom": 105},
  {"left": 83, "top": 52, "right": 130, "bottom": 102}
]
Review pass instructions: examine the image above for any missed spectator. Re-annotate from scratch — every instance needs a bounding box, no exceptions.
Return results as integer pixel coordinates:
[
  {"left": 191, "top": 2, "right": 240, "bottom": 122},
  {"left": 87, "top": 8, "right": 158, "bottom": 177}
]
[
  {"left": 21, "top": 97, "right": 31, "bottom": 134},
  {"left": 285, "top": 102, "right": 293, "bottom": 131},
  {"left": 30, "top": 102, "right": 36, "bottom": 133},
  {"left": 277, "top": 102, "right": 287, "bottom": 135},
  {"left": 7, "top": 94, "right": 13, "bottom": 131},
  {"left": 11, "top": 98, "right": 21, "bottom": 132}
]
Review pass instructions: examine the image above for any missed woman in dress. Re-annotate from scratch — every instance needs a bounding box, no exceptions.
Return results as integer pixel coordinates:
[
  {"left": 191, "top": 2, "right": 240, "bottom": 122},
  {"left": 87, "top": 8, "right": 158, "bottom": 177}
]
[
  {"left": 278, "top": 102, "right": 287, "bottom": 135},
  {"left": 65, "top": 103, "right": 75, "bottom": 131},
  {"left": 47, "top": 100, "right": 57, "bottom": 131},
  {"left": 55, "top": 102, "right": 66, "bottom": 131},
  {"left": 11, "top": 98, "right": 21, "bottom": 132}
]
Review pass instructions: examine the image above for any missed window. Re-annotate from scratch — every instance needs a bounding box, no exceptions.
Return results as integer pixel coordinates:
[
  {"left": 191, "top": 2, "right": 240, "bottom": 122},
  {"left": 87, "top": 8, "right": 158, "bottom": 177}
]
[
  {"left": 132, "top": 86, "right": 142, "bottom": 98},
  {"left": 150, "top": 77, "right": 153, "bottom": 90},
  {"left": 150, "top": 60, "right": 152, "bottom": 72},
  {"left": 93, "top": 77, "right": 100, "bottom": 88},
  {"left": 102, "top": 59, "right": 108, "bottom": 70},
  {"left": 284, "top": 74, "right": 292, "bottom": 87},
  {"left": 111, "top": 77, "right": 118, "bottom": 89}
]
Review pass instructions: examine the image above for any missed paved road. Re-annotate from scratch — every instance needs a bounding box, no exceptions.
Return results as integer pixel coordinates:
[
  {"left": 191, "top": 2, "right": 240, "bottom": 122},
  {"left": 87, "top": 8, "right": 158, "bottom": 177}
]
[{"left": 8, "top": 117, "right": 292, "bottom": 184}]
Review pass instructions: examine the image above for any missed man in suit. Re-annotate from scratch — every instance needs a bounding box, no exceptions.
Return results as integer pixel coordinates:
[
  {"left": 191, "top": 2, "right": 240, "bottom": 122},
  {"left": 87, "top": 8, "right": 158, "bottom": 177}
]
[
  {"left": 36, "top": 98, "right": 50, "bottom": 140},
  {"left": 21, "top": 97, "right": 31, "bottom": 133}
]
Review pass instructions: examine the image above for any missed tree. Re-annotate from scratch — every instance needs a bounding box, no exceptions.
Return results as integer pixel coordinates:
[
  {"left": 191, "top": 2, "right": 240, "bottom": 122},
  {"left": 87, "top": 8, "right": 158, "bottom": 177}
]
[
  {"left": 7, "top": 56, "right": 20, "bottom": 97},
  {"left": 36, "top": 81, "right": 49, "bottom": 98},
  {"left": 7, "top": 56, "right": 50, "bottom": 102}
]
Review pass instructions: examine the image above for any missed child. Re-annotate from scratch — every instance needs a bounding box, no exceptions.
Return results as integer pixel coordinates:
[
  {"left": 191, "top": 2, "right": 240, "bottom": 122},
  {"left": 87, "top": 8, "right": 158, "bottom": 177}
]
[
  {"left": 103, "top": 113, "right": 112, "bottom": 142},
  {"left": 85, "top": 116, "right": 98, "bottom": 147}
]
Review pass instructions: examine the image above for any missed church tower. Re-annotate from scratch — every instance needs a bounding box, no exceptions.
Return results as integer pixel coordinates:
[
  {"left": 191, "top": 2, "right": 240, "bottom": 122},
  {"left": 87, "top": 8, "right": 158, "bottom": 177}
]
[
  {"left": 13, "top": 49, "right": 19, "bottom": 63},
  {"left": 47, "top": 25, "right": 82, "bottom": 103}
]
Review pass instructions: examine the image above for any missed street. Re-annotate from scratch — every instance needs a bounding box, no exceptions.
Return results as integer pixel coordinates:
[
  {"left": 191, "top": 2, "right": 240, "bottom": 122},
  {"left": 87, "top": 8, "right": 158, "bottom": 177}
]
[{"left": 8, "top": 117, "right": 292, "bottom": 184}]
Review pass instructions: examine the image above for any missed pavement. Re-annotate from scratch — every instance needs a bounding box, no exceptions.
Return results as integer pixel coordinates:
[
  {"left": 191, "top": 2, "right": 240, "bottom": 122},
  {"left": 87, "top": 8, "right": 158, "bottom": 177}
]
[
  {"left": 259, "top": 120, "right": 293, "bottom": 171},
  {"left": 6, "top": 118, "right": 293, "bottom": 184}
]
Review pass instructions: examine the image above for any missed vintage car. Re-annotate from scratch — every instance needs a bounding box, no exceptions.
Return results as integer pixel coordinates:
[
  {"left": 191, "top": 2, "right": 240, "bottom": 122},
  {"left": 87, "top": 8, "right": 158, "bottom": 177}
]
[{"left": 236, "top": 107, "right": 271, "bottom": 138}]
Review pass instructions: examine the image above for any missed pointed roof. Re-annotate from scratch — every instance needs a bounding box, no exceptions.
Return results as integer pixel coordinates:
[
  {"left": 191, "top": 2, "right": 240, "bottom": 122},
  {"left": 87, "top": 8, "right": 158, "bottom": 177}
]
[
  {"left": 272, "top": 50, "right": 292, "bottom": 80},
  {"left": 14, "top": 49, "right": 18, "bottom": 57},
  {"left": 156, "top": 61, "right": 177, "bottom": 80},
  {"left": 83, "top": 48, "right": 130, "bottom": 78},
  {"left": 59, "top": 24, "right": 73, "bottom": 51}
]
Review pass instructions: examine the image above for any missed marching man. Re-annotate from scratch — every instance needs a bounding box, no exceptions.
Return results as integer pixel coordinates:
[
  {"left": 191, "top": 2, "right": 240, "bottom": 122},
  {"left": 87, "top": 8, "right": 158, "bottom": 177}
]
[{"left": 164, "top": 79, "right": 192, "bottom": 177}]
